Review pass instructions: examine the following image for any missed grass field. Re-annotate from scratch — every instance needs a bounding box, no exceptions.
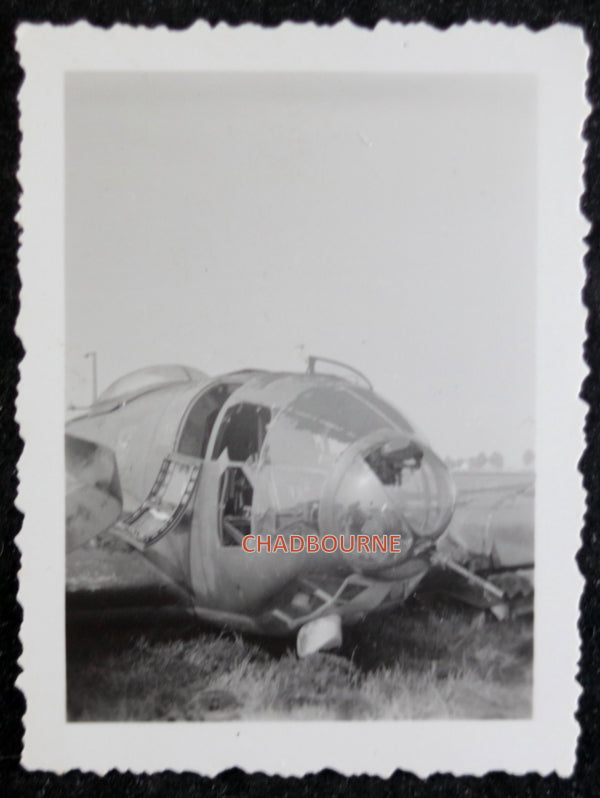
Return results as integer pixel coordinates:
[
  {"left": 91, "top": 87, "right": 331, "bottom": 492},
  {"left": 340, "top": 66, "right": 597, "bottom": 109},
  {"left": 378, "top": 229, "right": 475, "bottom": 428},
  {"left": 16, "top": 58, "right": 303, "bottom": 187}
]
[
  {"left": 66, "top": 469, "right": 534, "bottom": 721},
  {"left": 66, "top": 597, "right": 532, "bottom": 721}
]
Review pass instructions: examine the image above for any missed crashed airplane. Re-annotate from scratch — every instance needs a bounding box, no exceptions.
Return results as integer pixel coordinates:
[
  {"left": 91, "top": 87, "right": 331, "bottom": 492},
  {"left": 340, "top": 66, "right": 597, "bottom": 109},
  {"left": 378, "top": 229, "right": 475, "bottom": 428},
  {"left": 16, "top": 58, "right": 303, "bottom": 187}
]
[{"left": 66, "top": 357, "right": 534, "bottom": 656}]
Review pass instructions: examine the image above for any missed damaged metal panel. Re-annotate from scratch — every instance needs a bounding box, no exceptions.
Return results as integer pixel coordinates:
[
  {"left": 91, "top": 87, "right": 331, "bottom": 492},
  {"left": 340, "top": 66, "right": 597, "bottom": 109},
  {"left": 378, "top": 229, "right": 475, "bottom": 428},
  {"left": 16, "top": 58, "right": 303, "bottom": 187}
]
[
  {"left": 438, "top": 472, "right": 534, "bottom": 570},
  {"left": 65, "top": 435, "right": 123, "bottom": 552}
]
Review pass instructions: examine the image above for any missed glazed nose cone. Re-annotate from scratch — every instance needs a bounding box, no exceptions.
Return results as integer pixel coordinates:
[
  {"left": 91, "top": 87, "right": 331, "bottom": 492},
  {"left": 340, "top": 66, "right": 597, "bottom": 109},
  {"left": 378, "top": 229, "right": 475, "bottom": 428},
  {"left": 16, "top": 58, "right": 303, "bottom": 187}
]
[{"left": 320, "top": 435, "right": 456, "bottom": 572}]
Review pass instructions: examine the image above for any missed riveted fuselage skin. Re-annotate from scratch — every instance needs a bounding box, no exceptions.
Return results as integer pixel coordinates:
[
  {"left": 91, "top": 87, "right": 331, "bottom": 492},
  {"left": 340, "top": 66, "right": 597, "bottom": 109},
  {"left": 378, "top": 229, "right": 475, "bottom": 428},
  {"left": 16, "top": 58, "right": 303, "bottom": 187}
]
[{"left": 67, "top": 366, "right": 456, "bottom": 633}]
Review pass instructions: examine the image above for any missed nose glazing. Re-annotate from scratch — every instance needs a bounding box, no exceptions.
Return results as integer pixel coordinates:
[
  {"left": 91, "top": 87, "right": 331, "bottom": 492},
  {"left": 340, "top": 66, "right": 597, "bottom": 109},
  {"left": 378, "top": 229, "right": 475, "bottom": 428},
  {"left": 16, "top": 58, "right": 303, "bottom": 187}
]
[
  {"left": 366, "top": 440, "right": 456, "bottom": 538},
  {"left": 320, "top": 434, "right": 455, "bottom": 572}
]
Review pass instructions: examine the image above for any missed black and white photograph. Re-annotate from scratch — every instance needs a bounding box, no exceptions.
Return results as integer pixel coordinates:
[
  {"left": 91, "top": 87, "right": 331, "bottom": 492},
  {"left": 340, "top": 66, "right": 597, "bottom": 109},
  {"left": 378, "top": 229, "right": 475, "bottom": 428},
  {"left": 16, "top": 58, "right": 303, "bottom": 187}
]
[
  {"left": 16, "top": 22, "right": 586, "bottom": 776},
  {"left": 64, "top": 68, "right": 537, "bottom": 723}
]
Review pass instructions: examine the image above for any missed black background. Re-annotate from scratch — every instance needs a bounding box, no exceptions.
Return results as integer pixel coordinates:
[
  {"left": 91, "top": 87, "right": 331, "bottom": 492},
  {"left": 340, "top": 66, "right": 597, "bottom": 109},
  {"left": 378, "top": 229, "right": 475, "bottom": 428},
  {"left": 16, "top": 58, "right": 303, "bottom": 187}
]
[{"left": 1, "top": 2, "right": 598, "bottom": 796}]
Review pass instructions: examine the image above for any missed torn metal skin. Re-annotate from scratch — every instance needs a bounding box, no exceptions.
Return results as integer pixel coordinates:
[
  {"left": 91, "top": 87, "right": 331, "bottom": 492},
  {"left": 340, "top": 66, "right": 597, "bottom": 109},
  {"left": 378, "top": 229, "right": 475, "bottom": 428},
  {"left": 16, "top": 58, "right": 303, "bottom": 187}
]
[{"left": 65, "top": 359, "right": 534, "bottom": 655}]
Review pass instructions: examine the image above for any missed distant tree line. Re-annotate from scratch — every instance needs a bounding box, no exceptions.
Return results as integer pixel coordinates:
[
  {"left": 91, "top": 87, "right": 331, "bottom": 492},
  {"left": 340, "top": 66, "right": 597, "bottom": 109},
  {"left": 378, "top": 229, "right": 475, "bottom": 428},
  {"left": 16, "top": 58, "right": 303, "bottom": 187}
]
[{"left": 444, "top": 449, "right": 535, "bottom": 471}]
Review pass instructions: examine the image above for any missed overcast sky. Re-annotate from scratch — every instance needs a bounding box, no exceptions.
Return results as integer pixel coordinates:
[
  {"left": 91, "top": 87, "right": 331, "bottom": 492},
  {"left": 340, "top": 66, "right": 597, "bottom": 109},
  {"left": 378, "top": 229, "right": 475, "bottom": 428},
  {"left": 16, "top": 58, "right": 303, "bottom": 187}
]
[{"left": 65, "top": 72, "right": 536, "bottom": 466}]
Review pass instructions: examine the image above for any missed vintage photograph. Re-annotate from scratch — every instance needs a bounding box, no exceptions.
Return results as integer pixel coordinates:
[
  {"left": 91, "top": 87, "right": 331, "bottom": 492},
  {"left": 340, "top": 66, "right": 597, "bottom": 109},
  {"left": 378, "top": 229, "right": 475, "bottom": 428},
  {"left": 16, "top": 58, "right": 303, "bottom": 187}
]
[
  {"left": 64, "top": 69, "right": 536, "bottom": 721},
  {"left": 16, "top": 22, "right": 586, "bottom": 776}
]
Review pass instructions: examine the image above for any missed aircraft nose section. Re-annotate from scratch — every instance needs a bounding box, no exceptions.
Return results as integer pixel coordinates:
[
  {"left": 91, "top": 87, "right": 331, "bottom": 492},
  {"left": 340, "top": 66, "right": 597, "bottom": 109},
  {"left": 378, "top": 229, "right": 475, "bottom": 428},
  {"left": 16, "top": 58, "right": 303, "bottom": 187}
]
[
  {"left": 368, "top": 440, "right": 456, "bottom": 539},
  {"left": 319, "top": 433, "right": 455, "bottom": 572}
]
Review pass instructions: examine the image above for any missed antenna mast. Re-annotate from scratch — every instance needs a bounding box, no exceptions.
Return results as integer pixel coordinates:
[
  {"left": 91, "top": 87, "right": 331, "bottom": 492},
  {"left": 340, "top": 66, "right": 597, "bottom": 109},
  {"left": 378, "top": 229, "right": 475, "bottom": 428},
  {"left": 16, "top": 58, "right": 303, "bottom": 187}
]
[{"left": 84, "top": 351, "right": 97, "bottom": 403}]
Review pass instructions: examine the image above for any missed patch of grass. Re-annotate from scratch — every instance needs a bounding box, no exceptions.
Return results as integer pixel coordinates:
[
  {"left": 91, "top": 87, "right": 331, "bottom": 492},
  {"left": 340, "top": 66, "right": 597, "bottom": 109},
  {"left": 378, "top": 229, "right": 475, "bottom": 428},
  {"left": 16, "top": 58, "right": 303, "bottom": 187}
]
[{"left": 67, "top": 604, "right": 532, "bottom": 721}]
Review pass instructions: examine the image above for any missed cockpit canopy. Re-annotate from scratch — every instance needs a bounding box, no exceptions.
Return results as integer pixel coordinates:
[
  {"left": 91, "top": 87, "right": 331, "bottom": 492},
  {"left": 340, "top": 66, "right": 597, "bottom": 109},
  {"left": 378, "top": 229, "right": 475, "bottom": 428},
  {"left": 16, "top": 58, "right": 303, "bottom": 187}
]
[
  {"left": 214, "top": 378, "right": 455, "bottom": 562},
  {"left": 99, "top": 364, "right": 206, "bottom": 402}
]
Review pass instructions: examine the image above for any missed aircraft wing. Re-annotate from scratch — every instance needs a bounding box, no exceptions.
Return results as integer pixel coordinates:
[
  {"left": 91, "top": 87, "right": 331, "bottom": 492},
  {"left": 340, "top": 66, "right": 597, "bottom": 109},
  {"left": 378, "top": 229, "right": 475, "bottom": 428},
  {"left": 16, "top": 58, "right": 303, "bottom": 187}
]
[
  {"left": 418, "top": 471, "right": 534, "bottom": 613},
  {"left": 439, "top": 471, "right": 534, "bottom": 569}
]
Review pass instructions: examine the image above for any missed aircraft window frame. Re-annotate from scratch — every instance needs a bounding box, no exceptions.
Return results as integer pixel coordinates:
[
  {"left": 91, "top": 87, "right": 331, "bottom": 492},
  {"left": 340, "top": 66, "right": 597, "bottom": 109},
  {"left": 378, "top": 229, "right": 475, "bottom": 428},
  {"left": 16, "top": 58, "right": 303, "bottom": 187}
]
[
  {"left": 177, "top": 381, "right": 242, "bottom": 459},
  {"left": 218, "top": 466, "right": 253, "bottom": 546},
  {"left": 351, "top": 387, "right": 415, "bottom": 435},
  {"left": 277, "top": 385, "right": 395, "bottom": 449}
]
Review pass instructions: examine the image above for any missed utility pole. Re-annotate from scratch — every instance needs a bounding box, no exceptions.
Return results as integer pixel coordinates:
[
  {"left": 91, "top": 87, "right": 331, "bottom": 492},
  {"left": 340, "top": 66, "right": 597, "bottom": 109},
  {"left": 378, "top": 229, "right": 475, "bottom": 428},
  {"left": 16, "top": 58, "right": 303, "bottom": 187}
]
[{"left": 84, "top": 351, "right": 97, "bottom": 403}]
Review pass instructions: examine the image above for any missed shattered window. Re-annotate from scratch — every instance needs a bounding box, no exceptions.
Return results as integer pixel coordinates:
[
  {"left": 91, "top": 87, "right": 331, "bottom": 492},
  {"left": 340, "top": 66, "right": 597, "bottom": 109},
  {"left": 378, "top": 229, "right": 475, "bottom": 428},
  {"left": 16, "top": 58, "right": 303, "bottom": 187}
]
[
  {"left": 251, "top": 386, "right": 398, "bottom": 539},
  {"left": 213, "top": 403, "right": 272, "bottom": 463},
  {"left": 284, "top": 386, "right": 393, "bottom": 446},
  {"left": 219, "top": 466, "right": 253, "bottom": 546},
  {"left": 351, "top": 388, "right": 414, "bottom": 435}
]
